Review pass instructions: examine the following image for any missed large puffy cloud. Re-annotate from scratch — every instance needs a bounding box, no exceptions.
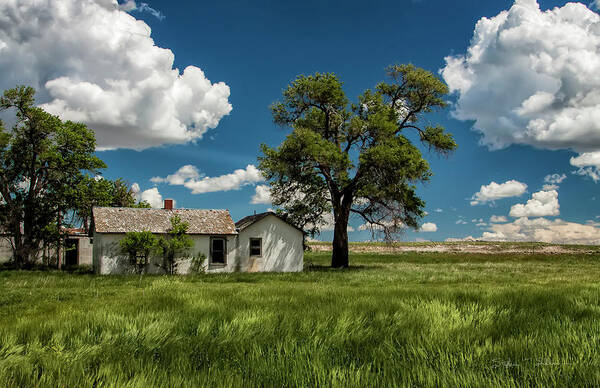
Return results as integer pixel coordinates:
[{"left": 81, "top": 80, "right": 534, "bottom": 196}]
[
  {"left": 470, "top": 180, "right": 527, "bottom": 205},
  {"left": 0, "top": 0, "right": 231, "bottom": 150},
  {"left": 441, "top": 0, "right": 600, "bottom": 159},
  {"left": 509, "top": 189, "right": 559, "bottom": 218},
  {"left": 152, "top": 165, "right": 264, "bottom": 194},
  {"left": 481, "top": 217, "right": 600, "bottom": 245}
]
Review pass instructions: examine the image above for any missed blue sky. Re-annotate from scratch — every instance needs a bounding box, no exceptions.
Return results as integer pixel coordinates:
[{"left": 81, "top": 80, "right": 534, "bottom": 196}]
[{"left": 2, "top": 0, "right": 600, "bottom": 243}]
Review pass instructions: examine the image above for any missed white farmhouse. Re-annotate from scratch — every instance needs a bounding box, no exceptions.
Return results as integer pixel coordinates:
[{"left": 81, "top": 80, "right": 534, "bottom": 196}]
[{"left": 91, "top": 201, "right": 303, "bottom": 274}]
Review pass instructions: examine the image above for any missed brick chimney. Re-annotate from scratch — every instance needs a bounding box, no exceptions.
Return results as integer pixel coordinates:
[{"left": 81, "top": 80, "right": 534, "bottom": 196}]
[{"left": 163, "top": 199, "right": 174, "bottom": 210}]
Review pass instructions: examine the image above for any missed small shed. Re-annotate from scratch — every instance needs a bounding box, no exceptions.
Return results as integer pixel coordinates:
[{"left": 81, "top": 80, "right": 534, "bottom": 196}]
[
  {"left": 62, "top": 228, "right": 93, "bottom": 267},
  {"left": 0, "top": 228, "right": 92, "bottom": 267}
]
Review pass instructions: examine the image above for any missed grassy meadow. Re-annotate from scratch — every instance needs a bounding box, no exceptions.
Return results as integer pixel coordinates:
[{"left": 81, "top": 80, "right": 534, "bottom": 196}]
[{"left": 1, "top": 250, "right": 600, "bottom": 387}]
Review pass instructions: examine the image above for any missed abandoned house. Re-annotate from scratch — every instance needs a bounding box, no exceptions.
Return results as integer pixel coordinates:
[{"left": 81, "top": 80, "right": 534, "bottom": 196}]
[{"left": 91, "top": 200, "right": 304, "bottom": 274}]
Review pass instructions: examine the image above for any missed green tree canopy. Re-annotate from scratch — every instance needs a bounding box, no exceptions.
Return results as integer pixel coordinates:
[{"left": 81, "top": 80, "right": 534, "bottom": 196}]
[
  {"left": 72, "top": 176, "right": 150, "bottom": 233},
  {"left": 0, "top": 86, "right": 105, "bottom": 268},
  {"left": 259, "top": 65, "right": 457, "bottom": 267}
]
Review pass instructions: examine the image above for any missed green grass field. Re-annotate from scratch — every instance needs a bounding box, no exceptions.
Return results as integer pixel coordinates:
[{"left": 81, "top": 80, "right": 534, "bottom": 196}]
[{"left": 1, "top": 251, "right": 600, "bottom": 387}]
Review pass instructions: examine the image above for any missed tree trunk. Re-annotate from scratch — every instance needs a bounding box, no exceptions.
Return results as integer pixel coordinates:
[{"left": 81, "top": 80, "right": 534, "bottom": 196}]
[
  {"left": 331, "top": 202, "right": 351, "bottom": 268},
  {"left": 57, "top": 210, "right": 62, "bottom": 270},
  {"left": 11, "top": 219, "right": 26, "bottom": 268}
]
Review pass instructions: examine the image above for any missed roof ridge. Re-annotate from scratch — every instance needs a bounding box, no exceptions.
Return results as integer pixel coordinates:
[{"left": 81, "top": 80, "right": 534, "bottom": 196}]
[
  {"left": 92, "top": 207, "right": 237, "bottom": 234},
  {"left": 92, "top": 206, "right": 229, "bottom": 211}
]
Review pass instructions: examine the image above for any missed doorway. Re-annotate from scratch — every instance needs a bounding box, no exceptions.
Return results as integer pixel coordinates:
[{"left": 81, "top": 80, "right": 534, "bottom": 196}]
[{"left": 65, "top": 239, "right": 79, "bottom": 267}]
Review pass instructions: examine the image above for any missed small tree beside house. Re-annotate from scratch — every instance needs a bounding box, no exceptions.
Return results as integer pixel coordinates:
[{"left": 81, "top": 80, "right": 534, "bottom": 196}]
[
  {"left": 154, "top": 215, "right": 193, "bottom": 275},
  {"left": 119, "top": 231, "right": 157, "bottom": 274}
]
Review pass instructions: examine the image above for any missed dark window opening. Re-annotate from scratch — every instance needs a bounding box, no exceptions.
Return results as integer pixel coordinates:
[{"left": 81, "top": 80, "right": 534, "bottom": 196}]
[
  {"left": 211, "top": 237, "right": 226, "bottom": 264},
  {"left": 65, "top": 239, "right": 78, "bottom": 267},
  {"left": 250, "top": 238, "right": 262, "bottom": 257}
]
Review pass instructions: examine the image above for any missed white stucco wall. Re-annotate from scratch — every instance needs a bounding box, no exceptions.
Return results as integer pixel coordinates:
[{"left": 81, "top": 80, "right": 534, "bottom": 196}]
[
  {"left": 92, "top": 215, "right": 303, "bottom": 274},
  {"left": 93, "top": 232, "right": 238, "bottom": 274},
  {"left": 236, "top": 215, "right": 304, "bottom": 272}
]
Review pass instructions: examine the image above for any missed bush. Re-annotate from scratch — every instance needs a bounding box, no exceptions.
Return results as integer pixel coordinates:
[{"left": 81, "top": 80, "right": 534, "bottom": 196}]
[{"left": 189, "top": 253, "right": 206, "bottom": 274}]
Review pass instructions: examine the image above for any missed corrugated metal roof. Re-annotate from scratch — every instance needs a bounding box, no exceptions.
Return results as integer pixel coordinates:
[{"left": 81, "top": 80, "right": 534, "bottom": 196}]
[{"left": 92, "top": 207, "right": 237, "bottom": 235}]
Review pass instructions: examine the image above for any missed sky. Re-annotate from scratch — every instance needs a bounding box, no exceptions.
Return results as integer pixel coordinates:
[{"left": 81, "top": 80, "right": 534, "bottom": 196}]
[{"left": 1, "top": 0, "right": 600, "bottom": 243}]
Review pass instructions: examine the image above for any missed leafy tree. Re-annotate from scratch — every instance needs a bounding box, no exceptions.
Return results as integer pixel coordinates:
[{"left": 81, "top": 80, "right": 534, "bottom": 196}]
[
  {"left": 109, "top": 178, "right": 138, "bottom": 207},
  {"left": 131, "top": 200, "right": 152, "bottom": 208},
  {"left": 259, "top": 65, "right": 457, "bottom": 268},
  {"left": 72, "top": 177, "right": 150, "bottom": 233},
  {"left": 0, "top": 86, "right": 105, "bottom": 268},
  {"left": 71, "top": 176, "right": 113, "bottom": 233},
  {"left": 154, "top": 215, "right": 194, "bottom": 275},
  {"left": 119, "top": 231, "right": 157, "bottom": 274}
]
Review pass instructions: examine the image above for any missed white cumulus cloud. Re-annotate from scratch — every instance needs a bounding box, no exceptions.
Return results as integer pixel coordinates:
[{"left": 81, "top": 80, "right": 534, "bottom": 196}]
[
  {"left": 509, "top": 190, "right": 560, "bottom": 218},
  {"left": 0, "top": 0, "right": 231, "bottom": 150},
  {"left": 542, "top": 173, "right": 567, "bottom": 190},
  {"left": 470, "top": 180, "right": 528, "bottom": 205},
  {"left": 490, "top": 215, "right": 508, "bottom": 223},
  {"left": 570, "top": 152, "right": 600, "bottom": 182},
  {"left": 131, "top": 183, "right": 163, "bottom": 208},
  {"left": 251, "top": 185, "right": 272, "bottom": 205},
  {"left": 481, "top": 217, "right": 600, "bottom": 245},
  {"left": 153, "top": 164, "right": 264, "bottom": 194},
  {"left": 151, "top": 165, "right": 201, "bottom": 185},
  {"left": 441, "top": 0, "right": 600, "bottom": 167},
  {"left": 420, "top": 222, "right": 438, "bottom": 232},
  {"left": 544, "top": 173, "right": 567, "bottom": 185}
]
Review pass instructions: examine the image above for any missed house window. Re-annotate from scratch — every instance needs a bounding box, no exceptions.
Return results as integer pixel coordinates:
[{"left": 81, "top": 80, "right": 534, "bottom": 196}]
[
  {"left": 210, "top": 237, "right": 226, "bottom": 265},
  {"left": 249, "top": 238, "right": 262, "bottom": 257}
]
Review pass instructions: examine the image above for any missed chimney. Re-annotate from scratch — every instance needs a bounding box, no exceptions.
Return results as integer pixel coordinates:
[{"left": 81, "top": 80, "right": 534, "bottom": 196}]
[{"left": 164, "top": 199, "right": 174, "bottom": 210}]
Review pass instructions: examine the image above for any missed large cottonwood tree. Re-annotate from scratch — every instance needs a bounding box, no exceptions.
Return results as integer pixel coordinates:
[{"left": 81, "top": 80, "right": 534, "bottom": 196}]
[
  {"left": 0, "top": 86, "right": 105, "bottom": 268},
  {"left": 259, "top": 65, "right": 457, "bottom": 267}
]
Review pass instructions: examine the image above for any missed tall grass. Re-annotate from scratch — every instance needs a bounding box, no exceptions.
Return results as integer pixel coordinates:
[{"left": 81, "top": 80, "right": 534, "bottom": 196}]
[{"left": 1, "top": 252, "right": 599, "bottom": 387}]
